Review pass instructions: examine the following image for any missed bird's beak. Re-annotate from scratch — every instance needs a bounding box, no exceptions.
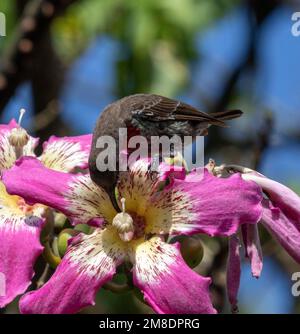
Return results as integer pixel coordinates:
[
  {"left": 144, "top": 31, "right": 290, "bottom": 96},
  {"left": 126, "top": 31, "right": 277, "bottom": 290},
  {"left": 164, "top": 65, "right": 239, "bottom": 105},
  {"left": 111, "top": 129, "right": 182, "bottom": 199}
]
[{"left": 109, "top": 191, "right": 121, "bottom": 213}]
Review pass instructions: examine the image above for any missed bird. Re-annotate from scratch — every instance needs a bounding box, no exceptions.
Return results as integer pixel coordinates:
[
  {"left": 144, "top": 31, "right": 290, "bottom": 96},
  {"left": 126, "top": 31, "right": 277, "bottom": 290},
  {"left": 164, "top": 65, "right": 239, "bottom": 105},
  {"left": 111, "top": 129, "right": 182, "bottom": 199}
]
[{"left": 89, "top": 93, "right": 242, "bottom": 212}]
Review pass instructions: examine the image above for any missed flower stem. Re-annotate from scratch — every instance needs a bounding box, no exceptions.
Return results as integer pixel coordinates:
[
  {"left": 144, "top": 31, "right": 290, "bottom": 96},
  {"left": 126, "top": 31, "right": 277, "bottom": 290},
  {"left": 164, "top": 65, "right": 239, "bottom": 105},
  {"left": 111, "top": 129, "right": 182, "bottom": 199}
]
[
  {"left": 43, "top": 241, "right": 61, "bottom": 269},
  {"left": 36, "top": 263, "right": 51, "bottom": 289},
  {"left": 103, "top": 281, "right": 132, "bottom": 293}
]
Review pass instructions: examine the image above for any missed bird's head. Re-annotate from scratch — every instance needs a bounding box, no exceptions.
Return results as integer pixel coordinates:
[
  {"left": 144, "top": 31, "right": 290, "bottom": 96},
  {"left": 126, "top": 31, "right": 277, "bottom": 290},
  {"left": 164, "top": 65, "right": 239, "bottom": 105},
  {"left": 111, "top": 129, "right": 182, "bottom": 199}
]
[{"left": 88, "top": 153, "right": 121, "bottom": 212}]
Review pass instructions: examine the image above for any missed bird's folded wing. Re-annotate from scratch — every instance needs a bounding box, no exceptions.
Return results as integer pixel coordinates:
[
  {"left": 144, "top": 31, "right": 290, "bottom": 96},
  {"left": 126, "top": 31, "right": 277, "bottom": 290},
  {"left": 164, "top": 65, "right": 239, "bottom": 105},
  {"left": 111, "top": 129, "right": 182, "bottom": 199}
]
[{"left": 125, "top": 94, "right": 226, "bottom": 126}]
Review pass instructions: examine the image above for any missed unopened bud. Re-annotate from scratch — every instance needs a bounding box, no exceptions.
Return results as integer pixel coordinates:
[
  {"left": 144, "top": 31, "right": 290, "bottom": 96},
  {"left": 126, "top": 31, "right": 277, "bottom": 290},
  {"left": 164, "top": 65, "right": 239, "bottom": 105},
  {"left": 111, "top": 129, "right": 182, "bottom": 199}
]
[
  {"left": 57, "top": 228, "right": 80, "bottom": 257},
  {"left": 54, "top": 212, "right": 67, "bottom": 230},
  {"left": 74, "top": 224, "right": 91, "bottom": 234},
  {"left": 180, "top": 237, "right": 204, "bottom": 268}
]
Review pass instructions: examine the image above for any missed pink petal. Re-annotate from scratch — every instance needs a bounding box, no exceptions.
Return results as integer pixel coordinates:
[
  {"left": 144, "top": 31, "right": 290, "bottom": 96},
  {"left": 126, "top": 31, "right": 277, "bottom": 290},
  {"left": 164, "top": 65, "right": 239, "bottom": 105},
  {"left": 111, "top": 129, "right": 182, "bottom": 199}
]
[
  {"left": 146, "top": 169, "right": 263, "bottom": 237},
  {"left": 152, "top": 162, "right": 186, "bottom": 192},
  {"left": 242, "top": 172, "right": 300, "bottom": 231},
  {"left": 226, "top": 235, "right": 241, "bottom": 311},
  {"left": 20, "top": 228, "right": 125, "bottom": 314},
  {"left": 2, "top": 157, "right": 116, "bottom": 226},
  {"left": 40, "top": 134, "right": 92, "bottom": 172},
  {"left": 246, "top": 224, "right": 263, "bottom": 278},
  {"left": 0, "top": 214, "right": 44, "bottom": 307},
  {"left": 0, "top": 119, "right": 18, "bottom": 132},
  {"left": 132, "top": 237, "right": 216, "bottom": 314},
  {"left": 157, "top": 162, "right": 186, "bottom": 182},
  {"left": 261, "top": 199, "right": 300, "bottom": 263}
]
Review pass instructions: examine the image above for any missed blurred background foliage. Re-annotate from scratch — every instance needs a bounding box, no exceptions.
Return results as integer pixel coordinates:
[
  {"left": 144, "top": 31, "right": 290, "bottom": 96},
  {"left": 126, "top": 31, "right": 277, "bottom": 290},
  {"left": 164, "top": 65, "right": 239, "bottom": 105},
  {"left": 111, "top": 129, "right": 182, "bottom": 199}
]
[{"left": 0, "top": 0, "right": 299, "bottom": 314}]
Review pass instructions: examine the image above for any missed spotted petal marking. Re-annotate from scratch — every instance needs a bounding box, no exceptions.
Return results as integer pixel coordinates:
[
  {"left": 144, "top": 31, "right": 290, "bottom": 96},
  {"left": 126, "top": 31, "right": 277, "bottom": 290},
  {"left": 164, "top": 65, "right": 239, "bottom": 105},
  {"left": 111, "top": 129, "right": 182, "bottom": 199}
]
[
  {"left": 117, "top": 159, "right": 157, "bottom": 216},
  {"left": 132, "top": 237, "right": 216, "bottom": 314},
  {"left": 2, "top": 157, "right": 117, "bottom": 226},
  {"left": 40, "top": 134, "right": 92, "bottom": 172},
  {"left": 19, "top": 228, "right": 125, "bottom": 314},
  {"left": 145, "top": 169, "right": 263, "bottom": 237}
]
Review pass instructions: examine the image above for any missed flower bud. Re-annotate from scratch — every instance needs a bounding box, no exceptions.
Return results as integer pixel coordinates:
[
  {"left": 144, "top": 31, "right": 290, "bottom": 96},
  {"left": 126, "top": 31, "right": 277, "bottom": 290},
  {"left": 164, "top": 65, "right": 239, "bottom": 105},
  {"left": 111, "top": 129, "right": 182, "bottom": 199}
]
[
  {"left": 180, "top": 237, "right": 204, "bottom": 268},
  {"left": 74, "top": 224, "right": 91, "bottom": 234},
  {"left": 57, "top": 228, "right": 80, "bottom": 257},
  {"left": 164, "top": 151, "right": 188, "bottom": 170},
  {"left": 54, "top": 212, "right": 67, "bottom": 230}
]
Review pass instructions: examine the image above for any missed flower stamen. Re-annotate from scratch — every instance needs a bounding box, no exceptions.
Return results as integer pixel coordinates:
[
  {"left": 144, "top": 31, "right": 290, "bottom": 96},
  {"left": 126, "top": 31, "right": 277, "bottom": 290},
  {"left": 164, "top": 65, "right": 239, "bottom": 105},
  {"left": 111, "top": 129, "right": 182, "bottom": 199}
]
[
  {"left": 112, "top": 198, "right": 134, "bottom": 242},
  {"left": 8, "top": 108, "right": 30, "bottom": 159},
  {"left": 18, "top": 108, "right": 26, "bottom": 126}
]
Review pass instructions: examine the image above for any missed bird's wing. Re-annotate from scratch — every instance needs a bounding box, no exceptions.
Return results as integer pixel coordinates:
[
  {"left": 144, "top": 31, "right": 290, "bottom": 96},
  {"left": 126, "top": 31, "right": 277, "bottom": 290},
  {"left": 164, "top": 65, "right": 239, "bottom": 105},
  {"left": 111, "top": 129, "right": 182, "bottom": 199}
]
[{"left": 124, "top": 94, "right": 226, "bottom": 126}]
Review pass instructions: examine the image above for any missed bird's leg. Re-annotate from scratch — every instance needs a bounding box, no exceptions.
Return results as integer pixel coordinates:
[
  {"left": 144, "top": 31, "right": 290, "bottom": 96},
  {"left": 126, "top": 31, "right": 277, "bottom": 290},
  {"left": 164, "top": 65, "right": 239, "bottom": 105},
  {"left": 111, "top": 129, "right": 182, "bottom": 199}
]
[
  {"left": 212, "top": 162, "right": 255, "bottom": 177},
  {"left": 148, "top": 153, "right": 160, "bottom": 181}
]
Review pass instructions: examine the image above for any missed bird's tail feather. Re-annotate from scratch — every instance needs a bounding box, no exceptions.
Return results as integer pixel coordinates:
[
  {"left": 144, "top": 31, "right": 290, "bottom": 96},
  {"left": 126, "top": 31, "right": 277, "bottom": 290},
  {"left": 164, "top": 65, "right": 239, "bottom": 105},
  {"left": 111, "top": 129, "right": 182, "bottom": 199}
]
[{"left": 210, "top": 109, "right": 243, "bottom": 121}]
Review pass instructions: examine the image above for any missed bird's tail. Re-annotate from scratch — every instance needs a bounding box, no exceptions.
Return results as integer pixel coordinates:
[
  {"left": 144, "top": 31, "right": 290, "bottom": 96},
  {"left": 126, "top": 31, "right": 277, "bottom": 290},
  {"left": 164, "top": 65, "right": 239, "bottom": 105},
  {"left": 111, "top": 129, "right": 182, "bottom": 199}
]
[{"left": 210, "top": 109, "right": 243, "bottom": 121}]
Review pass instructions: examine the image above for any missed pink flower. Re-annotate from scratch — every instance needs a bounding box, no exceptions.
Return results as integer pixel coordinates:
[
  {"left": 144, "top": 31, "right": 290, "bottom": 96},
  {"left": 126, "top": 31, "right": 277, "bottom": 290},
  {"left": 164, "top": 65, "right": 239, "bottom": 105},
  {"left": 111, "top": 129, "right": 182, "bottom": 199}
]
[
  {"left": 217, "top": 167, "right": 300, "bottom": 311},
  {"left": 2, "top": 157, "right": 263, "bottom": 314},
  {"left": 0, "top": 119, "right": 92, "bottom": 308},
  {"left": 242, "top": 171, "right": 300, "bottom": 264}
]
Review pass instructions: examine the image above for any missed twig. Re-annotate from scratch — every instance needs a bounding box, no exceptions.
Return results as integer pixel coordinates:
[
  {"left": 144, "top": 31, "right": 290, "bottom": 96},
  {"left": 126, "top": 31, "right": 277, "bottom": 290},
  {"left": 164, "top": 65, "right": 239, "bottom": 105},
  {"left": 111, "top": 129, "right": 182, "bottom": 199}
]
[
  {"left": 103, "top": 281, "right": 133, "bottom": 294},
  {"left": 36, "top": 263, "right": 51, "bottom": 289},
  {"left": 0, "top": 0, "right": 78, "bottom": 142}
]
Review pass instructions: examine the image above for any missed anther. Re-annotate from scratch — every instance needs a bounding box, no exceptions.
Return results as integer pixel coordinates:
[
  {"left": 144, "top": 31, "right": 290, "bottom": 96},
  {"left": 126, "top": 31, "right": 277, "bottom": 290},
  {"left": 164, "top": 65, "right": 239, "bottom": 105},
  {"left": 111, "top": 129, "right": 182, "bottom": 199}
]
[
  {"left": 112, "top": 198, "right": 134, "bottom": 242},
  {"left": 8, "top": 108, "right": 30, "bottom": 158}
]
